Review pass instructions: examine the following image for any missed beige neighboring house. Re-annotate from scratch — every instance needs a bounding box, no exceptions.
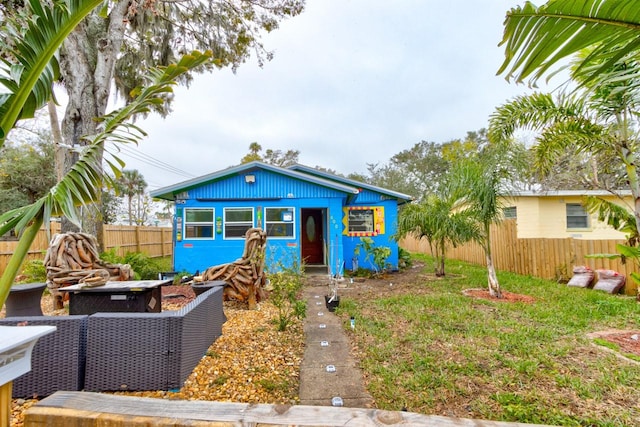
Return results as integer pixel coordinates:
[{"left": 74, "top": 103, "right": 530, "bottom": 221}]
[{"left": 504, "top": 190, "right": 633, "bottom": 240}]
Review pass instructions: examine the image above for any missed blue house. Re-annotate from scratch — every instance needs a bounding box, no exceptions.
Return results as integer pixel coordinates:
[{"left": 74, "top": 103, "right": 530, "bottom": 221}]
[{"left": 150, "top": 161, "right": 412, "bottom": 275}]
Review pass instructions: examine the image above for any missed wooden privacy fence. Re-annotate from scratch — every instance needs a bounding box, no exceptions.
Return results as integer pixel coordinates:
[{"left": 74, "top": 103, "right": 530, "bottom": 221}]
[
  {"left": 0, "top": 223, "right": 172, "bottom": 274},
  {"left": 400, "top": 219, "right": 640, "bottom": 296}
]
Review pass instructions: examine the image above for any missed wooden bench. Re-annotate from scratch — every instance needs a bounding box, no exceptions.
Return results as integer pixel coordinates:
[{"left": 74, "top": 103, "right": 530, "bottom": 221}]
[{"left": 25, "top": 391, "right": 548, "bottom": 427}]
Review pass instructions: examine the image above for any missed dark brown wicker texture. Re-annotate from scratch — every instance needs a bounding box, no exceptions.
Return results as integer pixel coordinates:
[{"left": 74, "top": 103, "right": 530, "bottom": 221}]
[
  {"left": 2, "top": 286, "right": 225, "bottom": 396},
  {"left": 84, "top": 286, "right": 226, "bottom": 391},
  {"left": 0, "top": 315, "right": 88, "bottom": 398}
]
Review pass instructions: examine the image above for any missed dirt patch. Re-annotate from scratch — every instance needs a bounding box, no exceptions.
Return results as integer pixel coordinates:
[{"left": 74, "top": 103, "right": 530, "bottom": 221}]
[{"left": 588, "top": 330, "right": 640, "bottom": 362}]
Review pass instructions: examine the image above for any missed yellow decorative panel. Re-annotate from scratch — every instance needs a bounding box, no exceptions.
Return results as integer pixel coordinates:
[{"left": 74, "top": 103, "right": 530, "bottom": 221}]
[{"left": 343, "top": 206, "right": 385, "bottom": 236}]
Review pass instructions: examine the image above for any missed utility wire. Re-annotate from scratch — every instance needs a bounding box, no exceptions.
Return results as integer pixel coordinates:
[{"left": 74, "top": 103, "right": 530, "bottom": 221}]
[{"left": 111, "top": 144, "right": 197, "bottom": 179}]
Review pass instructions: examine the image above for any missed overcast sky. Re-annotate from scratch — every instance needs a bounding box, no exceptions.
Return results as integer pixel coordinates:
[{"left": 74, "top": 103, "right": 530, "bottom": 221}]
[{"left": 119, "top": 0, "right": 558, "bottom": 191}]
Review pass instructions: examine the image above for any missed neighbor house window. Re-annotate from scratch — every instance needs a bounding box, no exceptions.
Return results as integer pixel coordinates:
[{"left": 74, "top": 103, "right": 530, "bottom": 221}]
[
  {"left": 265, "top": 207, "right": 294, "bottom": 238},
  {"left": 503, "top": 206, "right": 517, "bottom": 219},
  {"left": 224, "top": 208, "right": 254, "bottom": 238},
  {"left": 566, "top": 203, "right": 589, "bottom": 229},
  {"left": 185, "top": 208, "right": 214, "bottom": 239}
]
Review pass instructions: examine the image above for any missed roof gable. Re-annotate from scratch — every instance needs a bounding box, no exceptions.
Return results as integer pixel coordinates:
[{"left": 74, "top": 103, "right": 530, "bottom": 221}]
[
  {"left": 150, "top": 161, "right": 360, "bottom": 201},
  {"left": 288, "top": 164, "right": 413, "bottom": 203}
]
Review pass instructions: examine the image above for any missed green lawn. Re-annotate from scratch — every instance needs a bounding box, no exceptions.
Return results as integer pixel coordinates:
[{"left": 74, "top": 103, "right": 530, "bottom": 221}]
[{"left": 337, "top": 254, "right": 640, "bottom": 426}]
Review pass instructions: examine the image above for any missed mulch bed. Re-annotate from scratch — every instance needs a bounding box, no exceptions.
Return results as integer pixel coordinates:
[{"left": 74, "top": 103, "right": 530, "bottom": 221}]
[{"left": 462, "top": 288, "right": 537, "bottom": 303}]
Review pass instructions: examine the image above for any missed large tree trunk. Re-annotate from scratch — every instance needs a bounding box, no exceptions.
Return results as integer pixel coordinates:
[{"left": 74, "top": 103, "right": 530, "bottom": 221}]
[{"left": 57, "top": 3, "right": 130, "bottom": 249}]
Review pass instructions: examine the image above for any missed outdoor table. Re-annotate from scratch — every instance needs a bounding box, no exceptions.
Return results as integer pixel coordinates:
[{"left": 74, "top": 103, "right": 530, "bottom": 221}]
[
  {"left": 4, "top": 283, "right": 47, "bottom": 317},
  {"left": 58, "top": 280, "right": 171, "bottom": 315}
]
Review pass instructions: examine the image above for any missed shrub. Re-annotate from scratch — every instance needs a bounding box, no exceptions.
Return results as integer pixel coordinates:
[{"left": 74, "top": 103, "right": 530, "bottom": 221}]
[
  {"left": 18, "top": 259, "right": 47, "bottom": 283},
  {"left": 354, "top": 237, "right": 391, "bottom": 276},
  {"left": 267, "top": 256, "right": 306, "bottom": 331},
  {"left": 100, "top": 249, "right": 165, "bottom": 280},
  {"left": 398, "top": 247, "right": 412, "bottom": 269}
]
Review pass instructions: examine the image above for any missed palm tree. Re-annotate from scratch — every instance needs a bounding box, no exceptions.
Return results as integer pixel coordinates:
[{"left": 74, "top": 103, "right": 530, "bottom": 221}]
[
  {"left": 448, "top": 150, "right": 513, "bottom": 298},
  {"left": 241, "top": 142, "right": 263, "bottom": 163},
  {"left": 117, "top": 169, "right": 148, "bottom": 225},
  {"left": 0, "top": 0, "right": 213, "bottom": 307},
  {"left": 396, "top": 192, "right": 478, "bottom": 277},
  {"left": 499, "top": 0, "right": 640, "bottom": 88}
]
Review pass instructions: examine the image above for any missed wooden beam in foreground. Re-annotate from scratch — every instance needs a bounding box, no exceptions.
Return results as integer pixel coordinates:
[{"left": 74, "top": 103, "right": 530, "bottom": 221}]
[{"left": 25, "top": 391, "right": 551, "bottom": 427}]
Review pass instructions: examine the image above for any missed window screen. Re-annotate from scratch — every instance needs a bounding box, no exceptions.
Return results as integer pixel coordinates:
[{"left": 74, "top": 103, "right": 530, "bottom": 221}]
[
  {"left": 185, "top": 208, "right": 214, "bottom": 239},
  {"left": 566, "top": 203, "right": 588, "bottom": 228},
  {"left": 348, "top": 209, "right": 375, "bottom": 233},
  {"left": 265, "top": 207, "right": 294, "bottom": 238},
  {"left": 224, "top": 208, "right": 253, "bottom": 238}
]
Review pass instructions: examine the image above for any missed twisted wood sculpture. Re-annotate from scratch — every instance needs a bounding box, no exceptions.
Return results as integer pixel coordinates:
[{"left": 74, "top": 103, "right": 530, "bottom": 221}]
[
  {"left": 201, "top": 228, "right": 268, "bottom": 310},
  {"left": 44, "top": 232, "right": 134, "bottom": 309}
]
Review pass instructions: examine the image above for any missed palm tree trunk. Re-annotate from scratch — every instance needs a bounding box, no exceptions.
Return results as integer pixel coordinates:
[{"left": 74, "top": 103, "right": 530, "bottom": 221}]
[
  {"left": 436, "top": 240, "right": 446, "bottom": 276},
  {"left": 484, "top": 223, "right": 502, "bottom": 298},
  {"left": 486, "top": 253, "right": 502, "bottom": 298},
  {"left": 128, "top": 196, "right": 133, "bottom": 225}
]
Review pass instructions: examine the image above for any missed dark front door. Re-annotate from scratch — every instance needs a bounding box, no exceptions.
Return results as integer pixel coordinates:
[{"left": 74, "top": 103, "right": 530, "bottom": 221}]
[{"left": 301, "top": 209, "right": 324, "bottom": 265}]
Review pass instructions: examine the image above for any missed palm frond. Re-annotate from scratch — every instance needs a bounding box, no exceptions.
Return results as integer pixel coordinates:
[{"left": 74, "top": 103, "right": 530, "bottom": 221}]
[
  {"left": 498, "top": 0, "right": 640, "bottom": 87},
  {"left": 0, "top": 0, "right": 103, "bottom": 146},
  {"left": 0, "top": 50, "right": 213, "bottom": 236},
  {"left": 583, "top": 195, "right": 638, "bottom": 244},
  {"left": 488, "top": 92, "right": 586, "bottom": 143}
]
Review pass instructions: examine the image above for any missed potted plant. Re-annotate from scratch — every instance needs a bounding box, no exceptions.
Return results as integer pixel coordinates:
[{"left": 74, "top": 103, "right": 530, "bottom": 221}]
[{"left": 325, "top": 276, "right": 340, "bottom": 312}]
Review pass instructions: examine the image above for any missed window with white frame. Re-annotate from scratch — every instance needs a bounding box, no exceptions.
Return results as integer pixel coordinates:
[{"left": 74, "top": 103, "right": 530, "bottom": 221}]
[
  {"left": 265, "top": 207, "right": 295, "bottom": 238},
  {"left": 503, "top": 206, "right": 517, "bottom": 219},
  {"left": 184, "top": 208, "right": 214, "bottom": 239},
  {"left": 566, "top": 203, "right": 589, "bottom": 229},
  {"left": 224, "top": 208, "right": 254, "bottom": 238}
]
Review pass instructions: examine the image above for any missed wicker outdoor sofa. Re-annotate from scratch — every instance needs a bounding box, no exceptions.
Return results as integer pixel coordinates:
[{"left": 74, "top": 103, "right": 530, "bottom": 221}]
[{"left": 0, "top": 285, "right": 226, "bottom": 398}]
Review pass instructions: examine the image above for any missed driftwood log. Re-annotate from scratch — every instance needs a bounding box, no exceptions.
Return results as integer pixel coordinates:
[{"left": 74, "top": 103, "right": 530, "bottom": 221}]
[
  {"left": 201, "top": 228, "right": 267, "bottom": 309},
  {"left": 44, "top": 232, "right": 134, "bottom": 309}
]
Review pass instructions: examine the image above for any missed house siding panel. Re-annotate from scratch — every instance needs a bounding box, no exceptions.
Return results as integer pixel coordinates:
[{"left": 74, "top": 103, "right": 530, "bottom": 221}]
[
  {"left": 343, "top": 199, "right": 400, "bottom": 272},
  {"left": 174, "top": 195, "right": 350, "bottom": 273},
  {"left": 353, "top": 189, "right": 389, "bottom": 204},
  {"left": 186, "top": 170, "right": 346, "bottom": 200}
]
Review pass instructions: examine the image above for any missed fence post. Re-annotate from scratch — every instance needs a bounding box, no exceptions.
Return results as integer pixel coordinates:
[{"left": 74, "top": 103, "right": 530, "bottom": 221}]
[
  {"left": 160, "top": 228, "right": 166, "bottom": 257},
  {"left": 135, "top": 226, "right": 141, "bottom": 253}
]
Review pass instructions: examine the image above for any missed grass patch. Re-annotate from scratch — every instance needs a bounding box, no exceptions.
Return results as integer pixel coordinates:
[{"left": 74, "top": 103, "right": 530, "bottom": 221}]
[{"left": 343, "top": 255, "right": 640, "bottom": 425}]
